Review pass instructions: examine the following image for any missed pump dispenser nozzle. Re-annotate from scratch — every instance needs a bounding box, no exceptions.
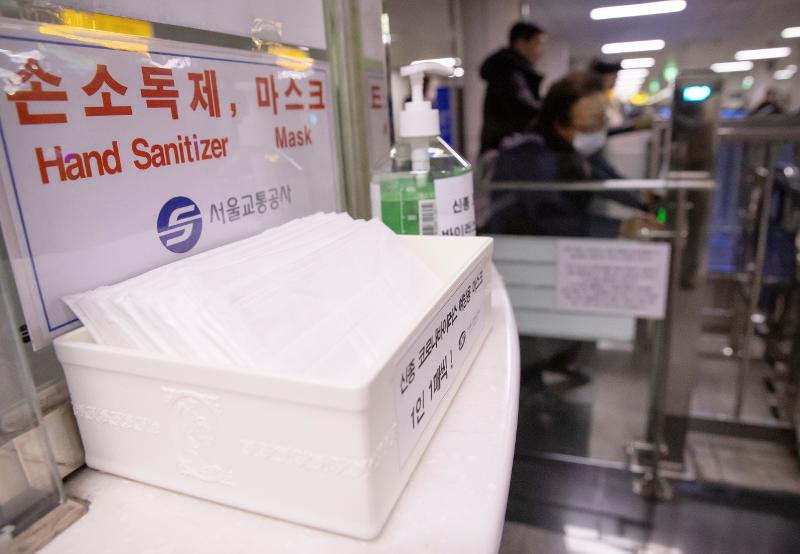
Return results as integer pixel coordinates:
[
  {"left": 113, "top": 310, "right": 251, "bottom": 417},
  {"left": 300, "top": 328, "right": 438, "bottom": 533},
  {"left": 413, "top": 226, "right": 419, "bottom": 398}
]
[{"left": 399, "top": 62, "right": 453, "bottom": 138}]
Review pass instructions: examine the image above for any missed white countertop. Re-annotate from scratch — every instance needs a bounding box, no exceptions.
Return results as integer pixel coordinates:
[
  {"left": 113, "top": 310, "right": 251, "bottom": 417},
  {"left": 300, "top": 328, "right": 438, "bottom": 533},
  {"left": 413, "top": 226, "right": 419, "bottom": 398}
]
[{"left": 42, "top": 272, "right": 520, "bottom": 554}]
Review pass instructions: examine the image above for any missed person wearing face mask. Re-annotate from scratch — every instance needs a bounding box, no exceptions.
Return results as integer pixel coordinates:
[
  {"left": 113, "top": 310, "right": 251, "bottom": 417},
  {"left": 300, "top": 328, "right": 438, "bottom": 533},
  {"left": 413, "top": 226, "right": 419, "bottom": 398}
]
[
  {"left": 484, "top": 72, "right": 658, "bottom": 392},
  {"left": 484, "top": 71, "right": 654, "bottom": 238}
]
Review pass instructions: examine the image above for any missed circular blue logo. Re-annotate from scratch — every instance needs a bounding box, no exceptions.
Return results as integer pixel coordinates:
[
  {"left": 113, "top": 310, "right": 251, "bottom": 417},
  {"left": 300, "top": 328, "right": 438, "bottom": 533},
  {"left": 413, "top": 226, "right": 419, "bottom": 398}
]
[{"left": 157, "top": 196, "right": 202, "bottom": 253}]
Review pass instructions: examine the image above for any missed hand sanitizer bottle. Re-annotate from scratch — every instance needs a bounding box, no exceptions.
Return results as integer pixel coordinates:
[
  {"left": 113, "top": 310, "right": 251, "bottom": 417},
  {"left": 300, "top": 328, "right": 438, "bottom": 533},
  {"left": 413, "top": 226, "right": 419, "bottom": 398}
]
[{"left": 371, "top": 62, "right": 476, "bottom": 236}]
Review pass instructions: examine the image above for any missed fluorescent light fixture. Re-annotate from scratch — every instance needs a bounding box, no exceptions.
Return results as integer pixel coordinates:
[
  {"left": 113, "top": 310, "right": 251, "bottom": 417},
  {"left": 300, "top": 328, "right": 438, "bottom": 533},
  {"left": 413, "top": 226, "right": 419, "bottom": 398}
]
[
  {"left": 602, "top": 39, "right": 665, "bottom": 54},
  {"left": 621, "top": 57, "right": 655, "bottom": 68},
  {"left": 734, "top": 47, "right": 791, "bottom": 60},
  {"left": 618, "top": 68, "right": 649, "bottom": 78},
  {"left": 591, "top": 0, "right": 686, "bottom": 20},
  {"left": 615, "top": 75, "right": 647, "bottom": 83},
  {"left": 381, "top": 13, "right": 391, "bottom": 44},
  {"left": 710, "top": 61, "right": 753, "bottom": 73},
  {"left": 781, "top": 27, "right": 800, "bottom": 38},
  {"left": 774, "top": 64, "right": 797, "bottom": 80}
]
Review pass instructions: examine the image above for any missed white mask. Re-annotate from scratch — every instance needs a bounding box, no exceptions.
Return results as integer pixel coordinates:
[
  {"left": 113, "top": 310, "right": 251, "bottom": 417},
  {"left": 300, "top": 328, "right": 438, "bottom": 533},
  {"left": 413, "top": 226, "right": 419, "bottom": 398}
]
[{"left": 572, "top": 130, "right": 606, "bottom": 155}]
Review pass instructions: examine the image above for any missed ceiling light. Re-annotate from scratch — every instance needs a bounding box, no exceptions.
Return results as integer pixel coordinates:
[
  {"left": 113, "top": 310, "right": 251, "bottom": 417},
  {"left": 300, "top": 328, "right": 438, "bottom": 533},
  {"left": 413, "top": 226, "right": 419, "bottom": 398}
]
[
  {"left": 774, "top": 64, "right": 797, "bottom": 80},
  {"left": 615, "top": 80, "right": 647, "bottom": 87},
  {"left": 621, "top": 57, "right": 656, "bottom": 69},
  {"left": 602, "top": 39, "right": 665, "bottom": 54},
  {"left": 781, "top": 27, "right": 800, "bottom": 38},
  {"left": 618, "top": 68, "right": 649, "bottom": 77},
  {"left": 381, "top": 13, "right": 391, "bottom": 44},
  {"left": 591, "top": 0, "right": 686, "bottom": 20},
  {"left": 710, "top": 61, "right": 753, "bottom": 73},
  {"left": 734, "top": 47, "right": 791, "bottom": 60},
  {"left": 615, "top": 73, "right": 648, "bottom": 81}
]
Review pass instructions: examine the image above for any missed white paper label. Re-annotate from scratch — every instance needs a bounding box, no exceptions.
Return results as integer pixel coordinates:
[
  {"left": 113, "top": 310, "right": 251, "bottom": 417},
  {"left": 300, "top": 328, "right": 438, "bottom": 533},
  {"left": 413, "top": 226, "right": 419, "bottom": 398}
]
[
  {"left": 556, "top": 240, "right": 671, "bottom": 320},
  {"left": 434, "top": 171, "right": 476, "bottom": 236},
  {"left": 393, "top": 259, "right": 489, "bottom": 466},
  {"left": 0, "top": 25, "right": 339, "bottom": 348}
]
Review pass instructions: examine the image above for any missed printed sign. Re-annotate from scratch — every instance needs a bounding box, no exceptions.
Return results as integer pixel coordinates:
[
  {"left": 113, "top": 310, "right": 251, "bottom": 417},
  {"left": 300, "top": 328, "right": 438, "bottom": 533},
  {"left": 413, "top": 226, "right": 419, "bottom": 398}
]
[
  {"left": 434, "top": 172, "right": 476, "bottom": 237},
  {"left": 556, "top": 240, "right": 671, "bottom": 320},
  {"left": 393, "top": 260, "right": 489, "bottom": 466},
  {"left": 0, "top": 23, "right": 339, "bottom": 348}
]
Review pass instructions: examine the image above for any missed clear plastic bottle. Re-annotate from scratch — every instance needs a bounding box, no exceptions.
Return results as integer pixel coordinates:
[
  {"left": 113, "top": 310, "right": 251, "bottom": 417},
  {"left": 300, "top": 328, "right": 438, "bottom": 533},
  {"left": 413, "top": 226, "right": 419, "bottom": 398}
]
[{"left": 371, "top": 63, "right": 476, "bottom": 236}]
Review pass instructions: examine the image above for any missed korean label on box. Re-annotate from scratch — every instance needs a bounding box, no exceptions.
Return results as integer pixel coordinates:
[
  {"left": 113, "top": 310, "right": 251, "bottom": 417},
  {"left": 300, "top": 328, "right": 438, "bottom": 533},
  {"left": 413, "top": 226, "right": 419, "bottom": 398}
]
[{"left": 393, "top": 260, "right": 489, "bottom": 466}]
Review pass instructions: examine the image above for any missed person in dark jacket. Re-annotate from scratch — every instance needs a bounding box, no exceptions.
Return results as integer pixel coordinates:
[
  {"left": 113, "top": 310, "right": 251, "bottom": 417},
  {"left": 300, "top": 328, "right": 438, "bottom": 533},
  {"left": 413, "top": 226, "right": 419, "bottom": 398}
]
[
  {"left": 485, "top": 72, "right": 657, "bottom": 393},
  {"left": 749, "top": 88, "right": 784, "bottom": 117},
  {"left": 486, "top": 71, "right": 653, "bottom": 238},
  {"left": 479, "top": 21, "right": 547, "bottom": 153}
]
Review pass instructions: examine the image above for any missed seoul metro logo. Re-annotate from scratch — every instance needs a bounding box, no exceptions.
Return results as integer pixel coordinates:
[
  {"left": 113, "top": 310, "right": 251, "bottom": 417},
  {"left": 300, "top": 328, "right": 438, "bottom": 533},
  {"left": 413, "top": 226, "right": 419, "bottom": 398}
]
[{"left": 157, "top": 196, "right": 203, "bottom": 253}]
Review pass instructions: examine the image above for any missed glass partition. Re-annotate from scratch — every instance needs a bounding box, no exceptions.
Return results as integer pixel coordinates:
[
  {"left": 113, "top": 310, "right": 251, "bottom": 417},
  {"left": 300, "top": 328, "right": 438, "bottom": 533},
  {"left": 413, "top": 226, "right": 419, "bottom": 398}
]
[{"left": 0, "top": 228, "right": 63, "bottom": 537}]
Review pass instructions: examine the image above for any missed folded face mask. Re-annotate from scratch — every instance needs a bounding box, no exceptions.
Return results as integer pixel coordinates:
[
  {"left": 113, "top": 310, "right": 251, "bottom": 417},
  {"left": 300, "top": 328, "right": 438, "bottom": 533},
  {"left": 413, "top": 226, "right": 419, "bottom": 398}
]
[{"left": 63, "top": 213, "right": 444, "bottom": 381}]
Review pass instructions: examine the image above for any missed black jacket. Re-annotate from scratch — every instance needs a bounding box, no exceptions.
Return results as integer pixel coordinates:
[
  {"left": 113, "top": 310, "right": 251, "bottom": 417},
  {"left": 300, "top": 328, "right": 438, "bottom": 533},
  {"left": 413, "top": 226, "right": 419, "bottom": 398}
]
[
  {"left": 485, "top": 132, "right": 645, "bottom": 237},
  {"left": 479, "top": 48, "right": 543, "bottom": 153}
]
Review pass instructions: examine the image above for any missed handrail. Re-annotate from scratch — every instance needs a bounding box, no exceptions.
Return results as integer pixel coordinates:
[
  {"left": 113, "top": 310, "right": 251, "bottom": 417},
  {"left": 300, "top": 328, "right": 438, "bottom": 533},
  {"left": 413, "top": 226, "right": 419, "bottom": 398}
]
[
  {"left": 489, "top": 178, "right": 715, "bottom": 193},
  {"left": 718, "top": 126, "right": 800, "bottom": 142}
]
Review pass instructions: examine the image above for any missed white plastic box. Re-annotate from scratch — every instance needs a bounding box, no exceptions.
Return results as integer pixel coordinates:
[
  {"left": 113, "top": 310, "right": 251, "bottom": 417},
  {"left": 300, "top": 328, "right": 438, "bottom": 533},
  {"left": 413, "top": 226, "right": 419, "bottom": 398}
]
[{"left": 53, "top": 235, "right": 493, "bottom": 539}]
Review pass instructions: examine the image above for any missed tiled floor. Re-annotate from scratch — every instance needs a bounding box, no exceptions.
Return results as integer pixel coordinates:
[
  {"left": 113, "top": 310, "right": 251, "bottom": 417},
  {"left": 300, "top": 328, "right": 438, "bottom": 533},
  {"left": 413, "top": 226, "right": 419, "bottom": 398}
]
[
  {"left": 688, "top": 432, "right": 800, "bottom": 494},
  {"left": 516, "top": 337, "right": 649, "bottom": 465},
  {"left": 516, "top": 327, "right": 800, "bottom": 490},
  {"left": 692, "top": 332, "right": 785, "bottom": 422},
  {"left": 500, "top": 520, "right": 645, "bottom": 554},
  {"left": 501, "top": 456, "right": 800, "bottom": 554},
  {"left": 508, "top": 321, "right": 800, "bottom": 552}
]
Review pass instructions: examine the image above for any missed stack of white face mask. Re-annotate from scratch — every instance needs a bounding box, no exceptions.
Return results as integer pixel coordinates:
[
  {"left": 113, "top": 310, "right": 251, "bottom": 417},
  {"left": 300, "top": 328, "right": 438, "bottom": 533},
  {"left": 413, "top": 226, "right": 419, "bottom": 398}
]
[{"left": 64, "top": 213, "right": 443, "bottom": 382}]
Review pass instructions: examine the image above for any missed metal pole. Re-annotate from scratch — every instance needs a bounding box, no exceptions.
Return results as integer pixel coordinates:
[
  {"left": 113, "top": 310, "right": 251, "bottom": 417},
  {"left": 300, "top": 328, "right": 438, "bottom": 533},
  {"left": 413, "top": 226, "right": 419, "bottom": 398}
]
[
  {"left": 734, "top": 146, "right": 777, "bottom": 418},
  {"left": 323, "top": 0, "right": 373, "bottom": 218},
  {"left": 634, "top": 188, "right": 687, "bottom": 499}
]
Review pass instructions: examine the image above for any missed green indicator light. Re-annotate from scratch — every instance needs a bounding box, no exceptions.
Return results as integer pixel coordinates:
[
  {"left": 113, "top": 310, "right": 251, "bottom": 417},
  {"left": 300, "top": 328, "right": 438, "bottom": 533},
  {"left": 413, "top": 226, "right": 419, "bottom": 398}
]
[
  {"left": 663, "top": 62, "right": 678, "bottom": 83},
  {"left": 657, "top": 207, "right": 667, "bottom": 225}
]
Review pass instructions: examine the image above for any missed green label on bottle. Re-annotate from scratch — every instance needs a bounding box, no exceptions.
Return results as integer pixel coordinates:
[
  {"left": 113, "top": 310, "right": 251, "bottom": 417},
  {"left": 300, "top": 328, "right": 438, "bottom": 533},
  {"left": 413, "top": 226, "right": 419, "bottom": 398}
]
[
  {"left": 372, "top": 175, "right": 436, "bottom": 235},
  {"left": 371, "top": 170, "right": 476, "bottom": 236}
]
